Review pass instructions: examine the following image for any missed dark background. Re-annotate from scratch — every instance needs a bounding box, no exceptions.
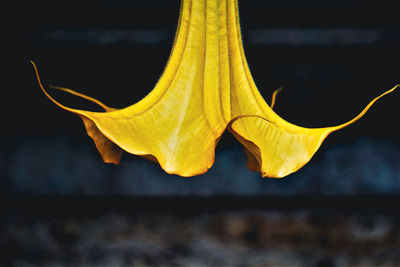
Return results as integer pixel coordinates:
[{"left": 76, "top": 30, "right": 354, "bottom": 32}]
[{"left": 2, "top": 0, "right": 400, "bottom": 266}]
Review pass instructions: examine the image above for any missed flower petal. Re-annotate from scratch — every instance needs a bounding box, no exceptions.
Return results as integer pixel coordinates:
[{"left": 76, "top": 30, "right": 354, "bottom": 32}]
[
  {"left": 32, "top": 0, "right": 398, "bottom": 178},
  {"left": 229, "top": 86, "right": 398, "bottom": 178},
  {"left": 31, "top": 61, "right": 123, "bottom": 164},
  {"left": 32, "top": 0, "right": 228, "bottom": 176}
]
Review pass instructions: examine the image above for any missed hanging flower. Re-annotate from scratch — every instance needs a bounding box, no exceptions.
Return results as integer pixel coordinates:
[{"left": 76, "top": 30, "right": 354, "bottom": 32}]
[{"left": 32, "top": 0, "right": 398, "bottom": 178}]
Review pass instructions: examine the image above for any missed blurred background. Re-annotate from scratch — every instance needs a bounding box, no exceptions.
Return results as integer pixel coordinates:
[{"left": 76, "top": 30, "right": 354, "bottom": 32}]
[{"left": 2, "top": 0, "right": 400, "bottom": 266}]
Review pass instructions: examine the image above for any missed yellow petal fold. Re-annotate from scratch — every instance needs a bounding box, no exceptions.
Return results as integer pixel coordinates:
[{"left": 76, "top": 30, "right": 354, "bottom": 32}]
[
  {"left": 33, "top": 0, "right": 398, "bottom": 178},
  {"left": 229, "top": 85, "right": 398, "bottom": 178}
]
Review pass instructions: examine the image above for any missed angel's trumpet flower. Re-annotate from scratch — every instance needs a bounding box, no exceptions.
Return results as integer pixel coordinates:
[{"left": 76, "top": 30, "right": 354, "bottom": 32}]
[{"left": 32, "top": 0, "right": 398, "bottom": 178}]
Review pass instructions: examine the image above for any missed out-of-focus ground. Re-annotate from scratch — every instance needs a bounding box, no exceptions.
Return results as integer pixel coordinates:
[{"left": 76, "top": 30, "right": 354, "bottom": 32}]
[
  {"left": 1, "top": 136, "right": 399, "bottom": 266},
  {"left": 2, "top": 209, "right": 400, "bottom": 267}
]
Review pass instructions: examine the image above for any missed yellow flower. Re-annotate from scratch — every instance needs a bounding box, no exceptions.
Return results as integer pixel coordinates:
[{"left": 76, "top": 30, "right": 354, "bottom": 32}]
[{"left": 32, "top": 0, "right": 398, "bottom": 178}]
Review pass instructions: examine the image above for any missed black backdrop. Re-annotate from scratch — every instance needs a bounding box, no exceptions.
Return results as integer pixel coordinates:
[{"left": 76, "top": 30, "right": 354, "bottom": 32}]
[
  {"left": 5, "top": 0, "right": 400, "bottom": 195},
  {"left": 2, "top": 0, "right": 400, "bottom": 265}
]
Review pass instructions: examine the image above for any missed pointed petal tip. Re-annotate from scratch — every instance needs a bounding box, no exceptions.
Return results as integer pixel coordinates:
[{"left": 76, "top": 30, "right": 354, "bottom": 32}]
[
  {"left": 327, "top": 84, "right": 400, "bottom": 133},
  {"left": 270, "top": 87, "right": 283, "bottom": 110},
  {"left": 382, "top": 84, "right": 398, "bottom": 95},
  {"left": 48, "top": 85, "right": 116, "bottom": 112}
]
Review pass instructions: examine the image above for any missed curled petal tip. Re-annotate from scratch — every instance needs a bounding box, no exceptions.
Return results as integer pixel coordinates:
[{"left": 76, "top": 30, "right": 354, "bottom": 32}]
[{"left": 270, "top": 87, "right": 283, "bottom": 110}]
